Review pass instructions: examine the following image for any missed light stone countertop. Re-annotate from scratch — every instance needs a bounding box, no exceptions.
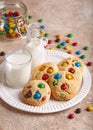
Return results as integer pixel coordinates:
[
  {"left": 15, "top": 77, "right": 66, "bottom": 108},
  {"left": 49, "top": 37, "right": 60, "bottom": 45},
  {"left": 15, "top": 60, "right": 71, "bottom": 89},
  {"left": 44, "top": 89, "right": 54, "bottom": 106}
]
[{"left": 0, "top": 0, "right": 93, "bottom": 130}]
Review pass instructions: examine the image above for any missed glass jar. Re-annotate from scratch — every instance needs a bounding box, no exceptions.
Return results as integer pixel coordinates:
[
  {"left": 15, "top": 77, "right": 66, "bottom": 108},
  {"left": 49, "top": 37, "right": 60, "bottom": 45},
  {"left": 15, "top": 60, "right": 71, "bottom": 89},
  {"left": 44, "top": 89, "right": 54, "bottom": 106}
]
[
  {"left": 25, "top": 23, "right": 46, "bottom": 71},
  {"left": 0, "top": 0, "right": 28, "bottom": 40}
]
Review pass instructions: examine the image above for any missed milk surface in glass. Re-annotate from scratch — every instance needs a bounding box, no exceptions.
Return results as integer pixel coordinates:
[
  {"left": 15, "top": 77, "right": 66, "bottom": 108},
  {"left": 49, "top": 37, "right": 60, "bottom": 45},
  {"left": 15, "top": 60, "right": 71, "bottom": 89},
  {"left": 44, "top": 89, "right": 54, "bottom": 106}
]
[{"left": 5, "top": 50, "right": 32, "bottom": 88}]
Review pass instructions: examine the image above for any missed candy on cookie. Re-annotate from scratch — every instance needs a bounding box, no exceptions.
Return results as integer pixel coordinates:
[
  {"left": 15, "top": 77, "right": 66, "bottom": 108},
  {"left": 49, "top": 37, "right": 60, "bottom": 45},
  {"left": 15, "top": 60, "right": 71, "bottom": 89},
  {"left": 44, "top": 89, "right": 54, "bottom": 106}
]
[
  {"left": 58, "top": 57, "right": 85, "bottom": 72},
  {"left": 49, "top": 67, "right": 82, "bottom": 101},
  {"left": 32, "top": 62, "right": 58, "bottom": 83},
  {"left": 22, "top": 80, "right": 51, "bottom": 106}
]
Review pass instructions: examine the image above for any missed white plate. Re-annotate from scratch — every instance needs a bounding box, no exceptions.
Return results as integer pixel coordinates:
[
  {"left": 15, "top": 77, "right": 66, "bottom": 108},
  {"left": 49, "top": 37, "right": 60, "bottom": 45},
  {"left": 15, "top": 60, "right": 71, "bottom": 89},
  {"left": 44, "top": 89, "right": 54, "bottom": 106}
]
[{"left": 0, "top": 50, "right": 91, "bottom": 113}]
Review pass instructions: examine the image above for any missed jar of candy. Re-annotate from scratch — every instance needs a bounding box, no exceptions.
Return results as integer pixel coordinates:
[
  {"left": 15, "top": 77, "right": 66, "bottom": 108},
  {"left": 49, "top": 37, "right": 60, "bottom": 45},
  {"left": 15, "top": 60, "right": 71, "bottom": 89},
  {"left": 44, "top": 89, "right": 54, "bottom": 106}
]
[{"left": 0, "top": 1, "right": 29, "bottom": 40}]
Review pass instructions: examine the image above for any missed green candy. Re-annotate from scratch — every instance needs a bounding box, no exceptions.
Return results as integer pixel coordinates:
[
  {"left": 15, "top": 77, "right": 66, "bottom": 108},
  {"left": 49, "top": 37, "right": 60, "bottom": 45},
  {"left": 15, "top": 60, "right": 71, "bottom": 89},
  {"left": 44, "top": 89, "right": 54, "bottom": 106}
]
[
  {"left": 67, "top": 33, "right": 73, "bottom": 38},
  {"left": 80, "top": 55, "right": 86, "bottom": 59},
  {"left": 53, "top": 80, "right": 58, "bottom": 86},
  {"left": 28, "top": 15, "right": 32, "bottom": 19},
  {"left": 38, "top": 83, "right": 45, "bottom": 88},
  {"left": 57, "top": 44, "right": 62, "bottom": 48},
  {"left": 35, "top": 72, "right": 40, "bottom": 78},
  {"left": 83, "top": 46, "right": 89, "bottom": 50},
  {"left": 38, "top": 19, "right": 43, "bottom": 23},
  {"left": 44, "top": 33, "right": 49, "bottom": 37},
  {"left": 61, "top": 93, "right": 65, "bottom": 99}
]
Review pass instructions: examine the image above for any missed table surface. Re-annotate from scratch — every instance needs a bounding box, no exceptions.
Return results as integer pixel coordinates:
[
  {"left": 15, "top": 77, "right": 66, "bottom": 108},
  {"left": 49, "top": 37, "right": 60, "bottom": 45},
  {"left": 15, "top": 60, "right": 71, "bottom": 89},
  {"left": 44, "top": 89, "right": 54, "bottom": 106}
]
[{"left": 0, "top": 0, "right": 93, "bottom": 130}]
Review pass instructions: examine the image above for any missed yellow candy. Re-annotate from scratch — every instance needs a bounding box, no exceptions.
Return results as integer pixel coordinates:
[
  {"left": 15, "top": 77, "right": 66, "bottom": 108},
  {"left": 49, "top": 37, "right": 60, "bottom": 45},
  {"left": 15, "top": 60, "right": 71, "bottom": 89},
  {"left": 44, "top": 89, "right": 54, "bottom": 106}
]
[
  {"left": 40, "top": 29, "right": 44, "bottom": 33},
  {"left": 9, "top": 29, "right": 13, "bottom": 34},
  {"left": 66, "top": 73, "right": 74, "bottom": 80},
  {"left": 40, "top": 33, "right": 44, "bottom": 38},
  {"left": 47, "top": 67, "right": 53, "bottom": 73},
  {"left": 64, "top": 45, "right": 70, "bottom": 50},
  {"left": 61, "top": 62, "right": 68, "bottom": 66},
  {"left": 49, "top": 47, "right": 55, "bottom": 50},
  {"left": 87, "top": 105, "right": 93, "bottom": 111}
]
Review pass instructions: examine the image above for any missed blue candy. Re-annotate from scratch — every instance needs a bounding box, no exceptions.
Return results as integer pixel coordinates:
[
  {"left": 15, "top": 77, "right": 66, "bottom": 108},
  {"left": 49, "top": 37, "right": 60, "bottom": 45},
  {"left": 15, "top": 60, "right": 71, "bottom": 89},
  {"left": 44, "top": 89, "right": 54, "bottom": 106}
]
[
  {"left": 40, "top": 25, "right": 45, "bottom": 29},
  {"left": 75, "top": 62, "right": 81, "bottom": 67},
  {"left": 76, "top": 50, "right": 82, "bottom": 55},
  {"left": 54, "top": 73, "right": 61, "bottom": 79},
  {"left": 34, "top": 92, "right": 41, "bottom": 99},
  {"left": 61, "top": 41, "right": 66, "bottom": 46}
]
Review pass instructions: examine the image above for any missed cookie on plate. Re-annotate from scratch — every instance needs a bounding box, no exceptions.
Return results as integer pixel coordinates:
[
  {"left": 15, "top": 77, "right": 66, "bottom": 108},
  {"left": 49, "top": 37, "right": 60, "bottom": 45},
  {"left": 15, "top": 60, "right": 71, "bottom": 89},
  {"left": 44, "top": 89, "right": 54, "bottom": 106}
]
[
  {"left": 58, "top": 57, "right": 84, "bottom": 72},
  {"left": 32, "top": 62, "right": 58, "bottom": 83},
  {"left": 49, "top": 66, "right": 82, "bottom": 101},
  {"left": 22, "top": 80, "right": 51, "bottom": 106}
]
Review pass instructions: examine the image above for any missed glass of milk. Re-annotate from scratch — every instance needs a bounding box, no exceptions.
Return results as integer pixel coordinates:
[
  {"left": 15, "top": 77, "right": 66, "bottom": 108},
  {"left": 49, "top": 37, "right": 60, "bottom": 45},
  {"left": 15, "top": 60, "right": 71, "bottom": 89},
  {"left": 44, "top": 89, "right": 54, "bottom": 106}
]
[
  {"left": 25, "top": 23, "right": 46, "bottom": 71},
  {"left": 5, "top": 49, "right": 32, "bottom": 89}
]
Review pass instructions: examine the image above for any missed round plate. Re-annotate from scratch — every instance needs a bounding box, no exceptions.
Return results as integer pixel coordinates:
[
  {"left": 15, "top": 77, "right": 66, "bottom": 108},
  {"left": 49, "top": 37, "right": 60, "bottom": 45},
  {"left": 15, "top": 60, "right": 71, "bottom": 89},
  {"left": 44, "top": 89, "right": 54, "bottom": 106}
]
[{"left": 0, "top": 50, "right": 91, "bottom": 113}]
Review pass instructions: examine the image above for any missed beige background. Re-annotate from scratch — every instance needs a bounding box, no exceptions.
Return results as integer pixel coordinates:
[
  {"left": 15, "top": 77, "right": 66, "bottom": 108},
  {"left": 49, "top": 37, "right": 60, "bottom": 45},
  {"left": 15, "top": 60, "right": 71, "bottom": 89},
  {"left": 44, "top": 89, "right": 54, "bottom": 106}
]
[{"left": 0, "top": 0, "right": 93, "bottom": 130}]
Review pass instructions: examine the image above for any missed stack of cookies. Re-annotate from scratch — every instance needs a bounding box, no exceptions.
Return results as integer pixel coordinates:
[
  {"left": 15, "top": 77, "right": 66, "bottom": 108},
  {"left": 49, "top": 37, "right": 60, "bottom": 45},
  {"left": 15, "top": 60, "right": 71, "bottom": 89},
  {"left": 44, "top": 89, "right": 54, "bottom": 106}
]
[{"left": 22, "top": 58, "right": 84, "bottom": 106}]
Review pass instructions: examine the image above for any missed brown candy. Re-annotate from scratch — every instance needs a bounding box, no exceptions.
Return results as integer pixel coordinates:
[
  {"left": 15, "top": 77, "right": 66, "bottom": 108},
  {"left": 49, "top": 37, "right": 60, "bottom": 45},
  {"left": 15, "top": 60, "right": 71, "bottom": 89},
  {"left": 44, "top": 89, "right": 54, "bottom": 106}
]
[
  {"left": 24, "top": 90, "right": 32, "bottom": 98},
  {"left": 0, "top": 51, "right": 5, "bottom": 56},
  {"left": 75, "top": 108, "right": 81, "bottom": 114}
]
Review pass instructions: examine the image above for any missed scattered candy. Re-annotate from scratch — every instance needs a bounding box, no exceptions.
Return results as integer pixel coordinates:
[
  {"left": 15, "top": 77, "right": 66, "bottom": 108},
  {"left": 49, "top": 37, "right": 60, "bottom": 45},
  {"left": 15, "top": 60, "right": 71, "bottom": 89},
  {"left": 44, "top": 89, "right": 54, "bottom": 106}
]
[
  {"left": 44, "top": 33, "right": 49, "bottom": 37},
  {"left": 55, "top": 38, "right": 60, "bottom": 42},
  {"left": 86, "top": 105, "right": 93, "bottom": 111},
  {"left": 76, "top": 50, "right": 82, "bottom": 55},
  {"left": 66, "top": 39, "right": 72, "bottom": 43},
  {"left": 0, "top": 51, "right": 5, "bottom": 56},
  {"left": 67, "top": 33, "right": 73, "bottom": 38},
  {"left": 83, "top": 46, "right": 89, "bottom": 50},
  {"left": 40, "top": 25, "right": 45, "bottom": 29},
  {"left": 64, "top": 45, "right": 70, "bottom": 50},
  {"left": 68, "top": 50, "right": 73, "bottom": 54},
  {"left": 72, "top": 42, "right": 78, "bottom": 46},
  {"left": 57, "top": 44, "right": 62, "bottom": 48},
  {"left": 87, "top": 62, "right": 92, "bottom": 66},
  {"left": 48, "top": 39, "right": 53, "bottom": 44},
  {"left": 68, "top": 114, "right": 75, "bottom": 119},
  {"left": 75, "top": 108, "right": 81, "bottom": 114},
  {"left": 80, "top": 55, "right": 86, "bottom": 59},
  {"left": 28, "top": 15, "right": 32, "bottom": 19},
  {"left": 38, "top": 19, "right": 43, "bottom": 23},
  {"left": 61, "top": 41, "right": 66, "bottom": 46},
  {"left": 56, "top": 34, "right": 62, "bottom": 39},
  {"left": 61, "top": 93, "right": 65, "bottom": 99}
]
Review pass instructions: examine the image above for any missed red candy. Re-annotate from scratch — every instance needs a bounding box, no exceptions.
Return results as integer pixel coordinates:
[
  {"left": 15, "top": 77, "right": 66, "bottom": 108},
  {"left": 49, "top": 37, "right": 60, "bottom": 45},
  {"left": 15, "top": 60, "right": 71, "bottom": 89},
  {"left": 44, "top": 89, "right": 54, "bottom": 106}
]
[
  {"left": 42, "top": 96, "right": 46, "bottom": 101},
  {"left": 48, "top": 40, "right": 53, "bottom": 44},
  {"left": 42, "top": 74, "right": 49, "bottom": 80},
  {"left": 72, "top": 42, "right": 78, "bottom": 46},
  {"left": 68, "top": 113, "right": 75, "bottom": 119},
  {"left": 61, "top": 83, "right": 68, "bottom": 90},
  {"left": 68, "top": 68, "right": 75, "bottom": 74},
  {"left": 87, "top": 62, "right": 92, "bottom": 66}
]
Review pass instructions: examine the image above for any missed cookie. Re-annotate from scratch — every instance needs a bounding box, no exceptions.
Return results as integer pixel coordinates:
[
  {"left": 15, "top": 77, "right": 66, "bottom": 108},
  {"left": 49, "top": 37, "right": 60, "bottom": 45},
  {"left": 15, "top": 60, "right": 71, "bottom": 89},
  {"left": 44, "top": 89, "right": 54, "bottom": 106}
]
[
  {"left": 58, "top": 57, "right": 84, "bottom": 72},
  {"left": 49, "top": 66, "right": 82, "bottom": 101},
  {"left": 22, "top": 80, "right": 51, "bottom": 106},
  {"left": 32, "top": 62, "right": 58, "bottom": 83}
]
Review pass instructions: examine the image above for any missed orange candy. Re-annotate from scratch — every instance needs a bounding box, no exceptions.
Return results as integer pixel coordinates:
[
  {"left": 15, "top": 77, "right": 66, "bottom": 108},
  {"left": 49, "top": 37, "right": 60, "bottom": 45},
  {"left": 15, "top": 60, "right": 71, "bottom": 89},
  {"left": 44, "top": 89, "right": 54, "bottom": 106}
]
[
  {"left": 66, "top": 38, "right": 72, "bottom": 43},
  {"left": 56, "top": 34, "right": 62, "bottom": 39}
]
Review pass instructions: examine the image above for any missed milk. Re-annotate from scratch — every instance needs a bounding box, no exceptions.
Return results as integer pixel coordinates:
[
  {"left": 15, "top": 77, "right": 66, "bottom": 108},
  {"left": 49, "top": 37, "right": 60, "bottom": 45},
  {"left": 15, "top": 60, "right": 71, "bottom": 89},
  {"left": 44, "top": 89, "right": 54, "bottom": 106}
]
[
  {"left": 5, "top": 50, "right": 32, "bottom": 88},
  {"left": 25, "top": 38, "right": 45, "bottom": 71}
]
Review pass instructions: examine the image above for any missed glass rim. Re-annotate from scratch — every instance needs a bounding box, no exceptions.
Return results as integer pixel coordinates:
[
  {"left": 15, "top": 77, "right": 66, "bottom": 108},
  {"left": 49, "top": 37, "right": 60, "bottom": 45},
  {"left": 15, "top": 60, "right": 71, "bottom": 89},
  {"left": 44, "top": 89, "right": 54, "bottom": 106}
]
[
  {"left": 5, "top": 49, "right": 32, "bottom": 65},
  {"left": 0, "top": 1, "right": 27, "bottom": 19}
]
